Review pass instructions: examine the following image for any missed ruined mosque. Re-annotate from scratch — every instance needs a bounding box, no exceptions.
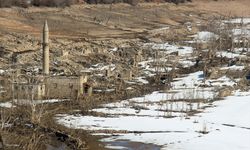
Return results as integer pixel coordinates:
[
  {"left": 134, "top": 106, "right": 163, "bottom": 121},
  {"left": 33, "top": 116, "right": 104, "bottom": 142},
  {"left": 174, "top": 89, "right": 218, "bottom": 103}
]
[{"left": 11, "top": 21, "right": 93, "bottom": 100}]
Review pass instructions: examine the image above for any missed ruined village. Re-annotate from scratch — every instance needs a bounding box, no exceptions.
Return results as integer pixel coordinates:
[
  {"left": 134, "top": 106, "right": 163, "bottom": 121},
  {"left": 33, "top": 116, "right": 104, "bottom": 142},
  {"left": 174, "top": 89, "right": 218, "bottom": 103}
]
[{"left": 0, "top": 0, "right": 250, "bottom": 150}]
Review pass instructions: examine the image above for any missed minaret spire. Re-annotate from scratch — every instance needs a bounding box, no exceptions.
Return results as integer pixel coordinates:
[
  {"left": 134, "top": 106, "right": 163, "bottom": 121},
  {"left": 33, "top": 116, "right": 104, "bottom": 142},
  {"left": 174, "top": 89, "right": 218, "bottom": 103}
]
[{"left": 43, "top": 20, "right": 49, "bottom": 75}]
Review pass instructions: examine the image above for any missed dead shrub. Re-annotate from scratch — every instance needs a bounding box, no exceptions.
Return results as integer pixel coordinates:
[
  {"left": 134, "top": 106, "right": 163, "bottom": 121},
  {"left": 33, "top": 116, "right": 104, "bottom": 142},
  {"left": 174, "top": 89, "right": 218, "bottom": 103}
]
[
  {"left": 0, "top": 0, "right": 29, "bottom": 8},
  {"left": 0, "top": 0, "right": 77, "bottom": 7},
  {"left": 32, "top": 0, "right": 77, "bottom": 7},
  {"left": 126, "top": 0, "right": 139, "bottom": 6}
]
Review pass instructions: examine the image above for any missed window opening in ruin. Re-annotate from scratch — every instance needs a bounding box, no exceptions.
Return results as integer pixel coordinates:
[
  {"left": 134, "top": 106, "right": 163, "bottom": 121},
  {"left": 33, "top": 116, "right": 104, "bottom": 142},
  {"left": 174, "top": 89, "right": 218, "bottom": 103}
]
[
  {"left": 69, "top": 83, "right": 73, "bottom": 89},
  {"left": 53, "top": 83, "right": 57, "bottom": 88},
  {"left": 83, "top": 84, "right": 89, "bottom": 94}
]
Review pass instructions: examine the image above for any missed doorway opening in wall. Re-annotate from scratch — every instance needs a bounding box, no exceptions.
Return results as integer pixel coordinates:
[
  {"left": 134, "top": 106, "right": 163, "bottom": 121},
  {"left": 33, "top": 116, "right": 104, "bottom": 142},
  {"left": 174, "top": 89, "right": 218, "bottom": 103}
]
[{"left": 83, "top": 84, "right": 89, "bottom": 94}]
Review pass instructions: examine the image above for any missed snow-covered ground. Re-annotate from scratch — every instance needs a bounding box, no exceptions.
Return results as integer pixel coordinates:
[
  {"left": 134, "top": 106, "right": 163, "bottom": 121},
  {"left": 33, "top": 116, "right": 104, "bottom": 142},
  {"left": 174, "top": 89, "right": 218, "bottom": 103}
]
[
  {"left": 220, "top": 65, "right": 245, "bottom": 71},
  {"left": 145, "top": 43, "right": 193, "bottom": 57},
  {"left": 191, "top": 31, "right": 218, "bottom": 43},
  {"left": 226, "top": 18, "right": 250, "bottom": 24},
  {"left": 0, "top": 102, "right": 15, "bottom": 108},
  {"left": 56, "top": 92, "right": 250, "bottom": 150},
  {"left": 138, "top": 43, "right": 197, "bottom": 80},
  {"left": 232, "top": 28, "right": 250, "bottom": 37},
  {"left": 0, "top": 99, "right": 69, "bottom": 108},
  {"left": 14, "top": 99, "right": 69, "bottom": 105},
  {"left": 55, "top": 67, "right": 250, "bottom": 150},
  {"left": 216, "top": 51, "right": 247, "bottom": 59},
  {"left": 55, "top": 25, "right": 250, "bottom": 149}
]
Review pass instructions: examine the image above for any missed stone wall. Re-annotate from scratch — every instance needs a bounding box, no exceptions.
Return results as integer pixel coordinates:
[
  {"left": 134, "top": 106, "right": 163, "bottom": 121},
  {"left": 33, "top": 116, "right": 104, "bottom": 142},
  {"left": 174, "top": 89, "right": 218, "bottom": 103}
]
[{"left": 44, "top": 76, "right": 89, "bottom": 99}]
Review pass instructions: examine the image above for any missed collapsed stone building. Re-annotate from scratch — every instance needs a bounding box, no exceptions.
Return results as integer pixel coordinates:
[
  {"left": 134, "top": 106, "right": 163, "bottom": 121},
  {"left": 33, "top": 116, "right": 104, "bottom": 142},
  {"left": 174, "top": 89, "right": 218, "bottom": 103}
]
[
  {"left": 10, "top": 21, "right": 93, "bottom": 100},
  {"left": 103, "top": 46, "right": 143, "bottom": 80},
  {"left": 104, "top": 65, "right": 134, "bottom": 80}
]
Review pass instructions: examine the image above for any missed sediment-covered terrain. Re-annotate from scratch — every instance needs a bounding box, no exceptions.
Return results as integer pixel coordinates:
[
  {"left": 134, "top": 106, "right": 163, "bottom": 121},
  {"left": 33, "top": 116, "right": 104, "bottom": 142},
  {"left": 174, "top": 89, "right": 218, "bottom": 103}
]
[{"left": 0, "top": 0, "right": 250, "bottom": 150}]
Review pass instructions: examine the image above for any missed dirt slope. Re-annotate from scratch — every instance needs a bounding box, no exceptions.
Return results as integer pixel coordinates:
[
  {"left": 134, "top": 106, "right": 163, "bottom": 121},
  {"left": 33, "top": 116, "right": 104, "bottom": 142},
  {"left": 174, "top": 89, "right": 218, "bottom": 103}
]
[{"left": 193, "top": 0, "right": 250, "bottom": 16}]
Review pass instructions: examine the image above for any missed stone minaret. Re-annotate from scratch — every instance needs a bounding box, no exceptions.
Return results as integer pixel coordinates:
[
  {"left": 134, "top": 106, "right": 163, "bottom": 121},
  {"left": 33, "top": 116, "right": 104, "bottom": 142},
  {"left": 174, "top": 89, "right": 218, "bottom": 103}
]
[{"left": 43, "top": 20, "right": 49, "bottom": 75}]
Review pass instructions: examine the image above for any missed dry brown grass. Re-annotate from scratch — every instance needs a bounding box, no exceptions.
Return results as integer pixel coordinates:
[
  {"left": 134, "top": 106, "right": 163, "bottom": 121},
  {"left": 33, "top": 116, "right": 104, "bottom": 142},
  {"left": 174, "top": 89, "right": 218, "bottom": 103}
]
[
  {"left": 192, "top": 0, "right": 250, "bottom": 17},
  {"left": 0, "top": 1, "right": 248, "bottom": 42}
]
